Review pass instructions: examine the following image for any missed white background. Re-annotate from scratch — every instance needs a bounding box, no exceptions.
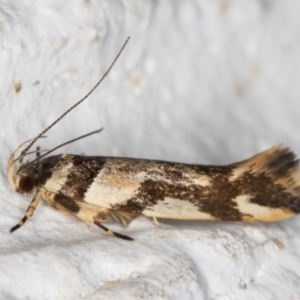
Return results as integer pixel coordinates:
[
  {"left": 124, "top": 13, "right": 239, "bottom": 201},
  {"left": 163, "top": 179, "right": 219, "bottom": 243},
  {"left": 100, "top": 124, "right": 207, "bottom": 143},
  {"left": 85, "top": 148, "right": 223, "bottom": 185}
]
[{"left": 1, "top": 0, "right": 300, "bottom": 299}]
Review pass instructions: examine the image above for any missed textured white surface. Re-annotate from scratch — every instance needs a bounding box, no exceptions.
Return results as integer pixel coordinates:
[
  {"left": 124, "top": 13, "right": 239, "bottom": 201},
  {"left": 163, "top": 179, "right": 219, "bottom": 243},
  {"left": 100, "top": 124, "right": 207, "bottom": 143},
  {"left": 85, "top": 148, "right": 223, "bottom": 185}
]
[{"left": 1, "top": 0, "right": 300, "bottom": 299}]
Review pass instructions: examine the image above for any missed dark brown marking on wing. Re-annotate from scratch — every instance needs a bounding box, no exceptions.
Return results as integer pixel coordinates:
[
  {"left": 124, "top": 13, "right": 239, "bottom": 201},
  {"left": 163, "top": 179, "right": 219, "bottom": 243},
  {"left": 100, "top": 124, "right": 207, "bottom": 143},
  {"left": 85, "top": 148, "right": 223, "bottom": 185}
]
[
  {"left": 34, "top": 155, "right": 105, "bottom": 199},
  {"left": 60, "top": 156, "right": 106, "bottom": 198},
  {"left": 54, "top": 194, "right": 80, "bottom": 213},
  {"left": 113, "top": 166, "right": 244, "bottom": 221},
  {"left": 230, "top": 146, "right": 300, "bottom": 212},
  {"left": 39, "top": 155, "right": 67, "bottom": 186},
  {"left": 112, "top": 147, "right": 300, "bottom": 221}
]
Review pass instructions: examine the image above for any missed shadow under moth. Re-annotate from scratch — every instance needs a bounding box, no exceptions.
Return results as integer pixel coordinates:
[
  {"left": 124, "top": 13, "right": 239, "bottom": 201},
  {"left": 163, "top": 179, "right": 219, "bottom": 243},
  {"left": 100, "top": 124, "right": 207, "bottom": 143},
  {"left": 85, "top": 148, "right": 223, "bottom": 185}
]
[{"left": 7, "top": 38, "right": 300, "bottom": 241}]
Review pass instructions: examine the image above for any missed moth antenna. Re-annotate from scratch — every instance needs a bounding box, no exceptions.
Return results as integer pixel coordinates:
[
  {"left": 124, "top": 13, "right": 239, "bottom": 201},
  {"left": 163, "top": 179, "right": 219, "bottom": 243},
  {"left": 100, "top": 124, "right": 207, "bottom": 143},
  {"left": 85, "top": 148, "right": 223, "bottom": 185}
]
[
  {"left": 7, "top": 136, "right": 46, "bottom": 191},
  {"left": 19, "top": 37, "right": 130, "bottom": 160},
  {"left": 21, "top": 128, "right": 103, "bottom": 170},
  {"left": 36, "top": 146, "right": 41, "bottom": 158},
  {"left": 13, "top": 136, "right": 47, "bottom": 163},
  {"left": 18, "top": 148, "right": 49, "bottom": 161}
]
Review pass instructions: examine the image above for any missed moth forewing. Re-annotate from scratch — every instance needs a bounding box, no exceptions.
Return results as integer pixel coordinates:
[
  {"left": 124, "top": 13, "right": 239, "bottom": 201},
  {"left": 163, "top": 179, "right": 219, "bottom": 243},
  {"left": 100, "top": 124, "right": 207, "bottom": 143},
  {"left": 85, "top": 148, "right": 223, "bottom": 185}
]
[{"left": 78, "top": 147, "right": 300, "bottom": 223}]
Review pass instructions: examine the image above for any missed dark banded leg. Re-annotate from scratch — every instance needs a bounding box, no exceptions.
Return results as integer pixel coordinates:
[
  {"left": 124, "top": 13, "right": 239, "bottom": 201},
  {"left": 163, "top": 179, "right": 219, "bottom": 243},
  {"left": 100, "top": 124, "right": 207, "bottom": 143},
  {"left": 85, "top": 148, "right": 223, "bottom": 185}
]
[
  {"left": 42, "top": 192, "right": 134, "bottom": 241},
  {"left": 94, "top": 220, "right": 133, "bottom": 241},
  {"left": 10, "top": 191, "right": 41, "bottom": 232}
]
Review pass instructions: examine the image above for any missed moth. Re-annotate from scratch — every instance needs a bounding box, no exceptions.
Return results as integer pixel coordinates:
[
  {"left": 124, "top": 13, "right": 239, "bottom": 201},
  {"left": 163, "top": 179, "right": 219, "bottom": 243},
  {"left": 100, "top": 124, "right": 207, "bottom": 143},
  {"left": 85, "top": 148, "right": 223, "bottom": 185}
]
[{"left": 7, "top": 38, "right": 300, "bottom": 241}]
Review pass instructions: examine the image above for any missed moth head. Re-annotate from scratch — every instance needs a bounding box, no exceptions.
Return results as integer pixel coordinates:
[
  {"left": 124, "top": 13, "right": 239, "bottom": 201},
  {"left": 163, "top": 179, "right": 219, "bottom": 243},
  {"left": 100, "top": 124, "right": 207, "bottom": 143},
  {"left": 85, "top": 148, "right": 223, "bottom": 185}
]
[
  {"left": 7, "top": 138, "right": 39, "bottom": 194},
  {"left": 15, "top": 162, "right": 39, "bottom": 194}
]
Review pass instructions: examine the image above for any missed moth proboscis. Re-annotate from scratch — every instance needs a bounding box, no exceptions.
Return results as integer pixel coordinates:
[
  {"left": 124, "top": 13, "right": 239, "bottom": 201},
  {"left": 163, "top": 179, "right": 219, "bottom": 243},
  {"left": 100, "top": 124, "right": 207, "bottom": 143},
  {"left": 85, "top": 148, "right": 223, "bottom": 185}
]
[{"left": 7, "top": 37, "right": 300, "bottom": 241}]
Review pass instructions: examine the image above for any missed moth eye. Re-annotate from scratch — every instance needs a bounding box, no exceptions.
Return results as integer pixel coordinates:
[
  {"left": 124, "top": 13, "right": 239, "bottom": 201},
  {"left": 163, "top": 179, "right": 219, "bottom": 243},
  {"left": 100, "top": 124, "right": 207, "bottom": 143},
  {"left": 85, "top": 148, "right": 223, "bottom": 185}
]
[{"left": 18, "top": 176, "right": 35, "bottom": 193}]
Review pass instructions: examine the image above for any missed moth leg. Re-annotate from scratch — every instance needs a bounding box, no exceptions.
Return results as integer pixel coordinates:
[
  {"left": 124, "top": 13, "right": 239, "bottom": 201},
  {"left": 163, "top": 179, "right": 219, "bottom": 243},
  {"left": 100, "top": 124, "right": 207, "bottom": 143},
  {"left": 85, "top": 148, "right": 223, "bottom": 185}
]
[
  {"left": 43, "top": 192, "right": 133, "bottom": 241},
  {"left": 109, "top": 211, "right": 133, "bottom": 226},
  {"left": 152, "top": 217, "right": 159, "bottom": 227},
  {"left": 110, "top": 212, "right": 122, "bottom": 224},
  {"left": 74, "top": 202, "right": 134, "bottom": 241},
  {"left": 117, "top": 214, "right": 128, "bottom": 226},
  {"left": 117, "top": 211, "right": 133, "bottom": 224},
  {"left": 10, "top": 191, "right": 42, "bottom": 232},
  {"left": 94, "top": 220, "right": 133, "bottom": 241}
]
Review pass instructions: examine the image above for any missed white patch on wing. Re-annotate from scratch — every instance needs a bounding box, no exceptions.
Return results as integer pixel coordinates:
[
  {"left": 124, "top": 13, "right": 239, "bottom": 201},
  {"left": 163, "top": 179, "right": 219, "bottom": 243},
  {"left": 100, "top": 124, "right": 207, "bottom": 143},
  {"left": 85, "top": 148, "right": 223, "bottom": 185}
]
[
  {"left": 233, "top": 194, "right": 273, "bottom": 218},
  {"left": 233, "top": 194, "right": 295, "bottom": 221},
  {"left": 44, "top": 162, "right": 73, "bottom": 194},
  {"left": 189, "top": 175, "right": 211, "bottom": 186},
  {"left": 84, "top": 169, "right": 140, "bottom": 208},
  {"left": 143, "top": 197, "right": 216, "bottom": 220}
]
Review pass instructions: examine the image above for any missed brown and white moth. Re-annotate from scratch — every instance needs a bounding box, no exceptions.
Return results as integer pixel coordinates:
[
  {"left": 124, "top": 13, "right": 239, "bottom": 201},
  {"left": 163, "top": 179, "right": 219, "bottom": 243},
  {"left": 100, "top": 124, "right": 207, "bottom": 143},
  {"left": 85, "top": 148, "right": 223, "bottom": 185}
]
[{"left": 7, "top": 38, "right": 300, "bottom": 241}]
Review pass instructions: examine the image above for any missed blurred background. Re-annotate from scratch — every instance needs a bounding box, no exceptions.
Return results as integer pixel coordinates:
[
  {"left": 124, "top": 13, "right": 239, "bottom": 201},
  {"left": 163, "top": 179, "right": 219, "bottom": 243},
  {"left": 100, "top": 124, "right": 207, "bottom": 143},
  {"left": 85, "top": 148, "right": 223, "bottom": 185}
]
[{"left": 2, "top": 0, "right": 300, "bottom": 167}]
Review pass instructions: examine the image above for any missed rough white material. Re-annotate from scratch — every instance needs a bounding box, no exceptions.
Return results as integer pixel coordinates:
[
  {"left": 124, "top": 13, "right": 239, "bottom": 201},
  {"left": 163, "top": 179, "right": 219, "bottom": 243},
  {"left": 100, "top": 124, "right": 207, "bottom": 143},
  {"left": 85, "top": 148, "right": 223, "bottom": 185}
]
[{"left": 1, "top": 0, "right": 300, "bottom": 299}]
